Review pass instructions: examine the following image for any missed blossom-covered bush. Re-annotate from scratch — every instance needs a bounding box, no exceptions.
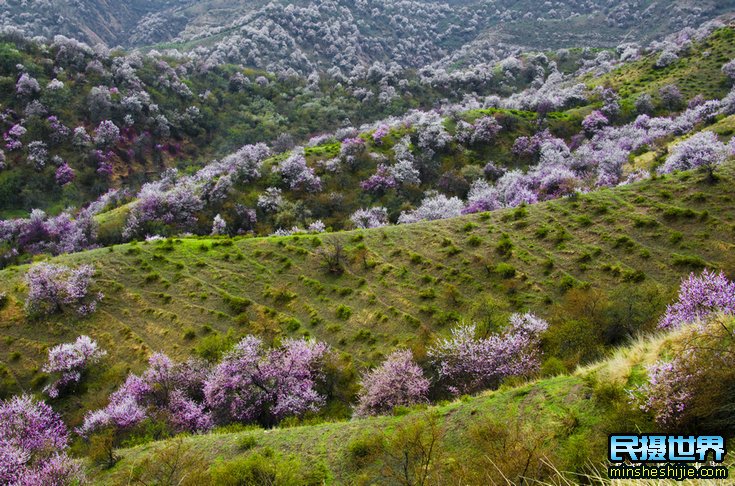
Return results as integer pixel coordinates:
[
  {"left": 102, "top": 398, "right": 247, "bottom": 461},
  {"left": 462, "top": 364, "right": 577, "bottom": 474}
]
[
  {"left": 123, "top": 179, "right": 204, "bottom": 239},
  {"left": 211, "top": 214, "right": 227, "bottom": 236},
  {"left": 428, "top": 313, "right": 548, "bottom": 395},
  {"left": 26, "top": 141, "right": 48, "bottom": 169},
  {"left": 0, "top": 395, "right": 84, "bottom": 485},
  {"left": 4, "top": 124, "right": 26, "bottom": 151},
  {"left": 93, "top": 120, "right": 120, "bottom": 148},
  {"left": 658, "top": 84, "right": 684, "bottom": 111},
  {"left": 467, "top": 116, "right": 501, "bottom": 144},
  {"left": 15, "top": 73, "right": 40, "bottom": 96},
  {"left": 635, "top": 93, "right": 654, "bottom": 115},
  {"left": 204, "top": 336, "right": 328, "bottom": 426},
  {"left": 582, "top": 110, "right": 608, "bottom": 135},
  {"left": 0, "top": 208, "right": 97, "bottom": 258},
  {"left": 24, "top": 263, "right": 102, "bottom": 317},
  {"left": 398, "top": 193, "right": 464, "bottom": 224},
  {"left": 257, "top": 187, "right": 284, "bottom": 213},
  {"left": 658, "top": 131, "right": 728, "bottom": 178},
  {"left": 355, "top": 350, "right": 429, "bottom": 417},
  {"left": 659, "top": 269, "right": 735, "bottom": 329},
  {"left": 43, "top": 336, "right": 106, "bottom": 398},
  {"left": 390, "top": 158, "right": 421, "bottom": 185},
  {"left": 463, "top": 179, "right": 501, "bottom": 214},
  {"left": 340, "top": 137, "right": 366, "bottom": 168},
  {"left": 273, "top": 153, "right": 322, "bottom": 192},
  {"left": 655, "top": 50, "right": 678, "bottom": 68},
  {"left": 350, "top": 207, "right": 389, "bottom": 229},
  {"left": 72, "top": 126, "right": 92, "bottom": 148},
  {"left": 372, "top": 125, "right": 389, "bottom": 144},
  {"left": 79, "top": 353, "right": 213, "bottom": 437},
  {"left": 54, "top": 163, "right": 75, "bottom": 186},
  {"left": 723, "top": 59, "right": 735, "bottom": 81},
  {"left": 360, "top": 164, "right": 397, "bottom": 193}
]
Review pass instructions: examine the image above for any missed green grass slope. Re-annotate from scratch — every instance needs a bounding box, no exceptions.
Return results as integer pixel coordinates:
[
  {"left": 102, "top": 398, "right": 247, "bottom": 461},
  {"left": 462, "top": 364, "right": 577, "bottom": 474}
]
[
  {"left": 590, "top": 26, "right": 735, "bottom": 102},
  {"left": 89, "top": 323, "right": 734, "bottom": 485},
  {"left": 1, "top": 163, "right": 734, "bottom": 427}
]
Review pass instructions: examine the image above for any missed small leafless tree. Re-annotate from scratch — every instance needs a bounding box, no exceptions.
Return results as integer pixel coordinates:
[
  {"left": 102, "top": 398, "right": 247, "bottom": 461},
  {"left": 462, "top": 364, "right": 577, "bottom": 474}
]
[{"left": 317, "top": 238, "right": 346, "bottom": 275}]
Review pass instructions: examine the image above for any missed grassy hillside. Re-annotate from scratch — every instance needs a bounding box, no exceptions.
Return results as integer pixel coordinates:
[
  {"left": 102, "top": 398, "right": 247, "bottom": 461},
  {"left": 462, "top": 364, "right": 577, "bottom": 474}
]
[
  {"left": 88, "top": 322, "right": 734, "bottom": 485},
  {"left": 1, "top": 162, "right": 734, "bottom": 427},
  {"left": 590, "top": 26, "right": 735, "bottom": 102}
]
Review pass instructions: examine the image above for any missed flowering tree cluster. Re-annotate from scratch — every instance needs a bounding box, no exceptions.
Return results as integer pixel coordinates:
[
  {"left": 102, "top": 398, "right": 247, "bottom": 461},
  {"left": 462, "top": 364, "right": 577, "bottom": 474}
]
[
  {"left": 81, "top": 337, "right": 330, "bottom": 438},
  {"left": 636, "top": 355, "right": 696, "bottom": 428},
  {"left": 273, "top": 153, "right": 322, "bottom": 192},
  {"left": 4, "top": 123, "right": 26, "bottom": 151},
  {"left": 79, "top": 353, "right": 213, "bottom": 437},
  {"left": 355, "top": 313, "right": 547, "bottom": 417},
  {"left": 658, "top": 84, "right": 684, "bottom": 111},
  {"left": 658, "top": 131, "right": 728, "bottom": 179},
  {"left": 355, "top": 350, "right": 430, "bottom": 417},
  {"left": 93, "top": 120, "right": 120, "bottom": 149},
  {"left": 397, "top": 193, "right": 465, "bottom": 224},
  {"left": 0, "top": 395, "right": 84, "bottom": 485},
  {"left": 257, "top": 187, "right": 284, "bottom": 213},
  {"left": 428, "top": 313, "right": 548, "bottom": 395},
  {"left": 340, "top": 137, "right": 366, "bottom": 168},
  {"left": 512, "top": 129, "right": 553, "bottom": 159},
  {"left": 722, "top": 59, "right": 735, "bottom": 81},
  {"left": 582, "top": 110, "right": 609, "bottom": 135},
  {"left": 123, "top": 179, "right": 204, "bottom": 239},
  {"left": 658, "top": 269, "right": 735, "bottom": 329},
  {"left": 54, "top": 163, "right": 75, "bottom": 186},
  {"left": 26, "top": 141, "right": 48, "bottom": 169},
  {"left": 15, "top": 73, "right": 41, "bottom": 96},
  {"left": 360, "top": 164, "right": 398, "bottom": 193},
  {"left": 463, "top": 179, "right": 501, "bottom": 214},
  {"left": 204, "top": 336, "right": 328, "bottom": 426},
  {"left": 24, "top": 263, "right": 102, "bottom": 317},
  {"left": 456, "top": 116, "right": 501, "bottom": 145},
  {"left": 0, "top": 208, "right": 97, "bottom": 260},
  {"left": 43, "top": 336, "right": 106, "bottom": 398},
  {"left": 390, "top": 158, "right": 421, "bottom": 186},
  {"left": 211, "top": 214, "right": 227, "bottom": 236},
  {"left": 350, "top": 207, "right": 389, "bottom": 229}
]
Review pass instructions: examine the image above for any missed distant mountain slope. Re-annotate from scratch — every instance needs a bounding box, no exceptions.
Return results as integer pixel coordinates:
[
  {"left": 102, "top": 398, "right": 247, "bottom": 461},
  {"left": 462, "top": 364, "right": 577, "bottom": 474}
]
[
  {"left": 2, "top": 1, "right": 734, "bottom": 72},
  {"left": 0, "top": 0, "right": 192, "bottom": 47}
]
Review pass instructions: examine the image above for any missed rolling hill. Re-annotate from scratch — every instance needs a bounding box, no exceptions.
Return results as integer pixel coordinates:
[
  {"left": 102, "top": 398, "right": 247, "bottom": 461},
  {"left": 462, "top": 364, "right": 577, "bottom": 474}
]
[{"left": 1, "top": 161, "right": 734, "bottom": 428}]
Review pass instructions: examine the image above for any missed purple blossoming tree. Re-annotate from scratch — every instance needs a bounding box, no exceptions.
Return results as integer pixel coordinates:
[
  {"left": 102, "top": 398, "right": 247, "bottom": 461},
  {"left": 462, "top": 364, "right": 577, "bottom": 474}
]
[
  {"left": 360, "top": 164, "right": 397, "bottom": 193},
  {"left": 658, "top": 269, "right": 735, "bottom": 329},
  {"left": 0, "top": 395, "right": 84, "bottom": 485},
  {"left": 659, "top": 131, "right": 728, "bottom": 180},
  {"left": 350, "top": 207, "right": 389, "bottom": 229},
  {"left": 24, "top": 263, "right": 102, "bottom": 317},
  {"left": 54, "top": 163, "right": 75, "bottom": 186},
  {"left": 582, "top": 110, "right": 609, "bottom": 135},
  {"left": 429, "top": 313, "right": 548, "bottom": 396},
  {"left": 204, "top": 336, "right": 328, "bottom": 426},
  {"left": 355, "top": 350, "right": 429, "bottom": 417},
  {"left": 273, "top": 153, "right": 322, "bottom": 192},
  {"left": 43, "top": 335, "right": 106, "bottom": 398}
]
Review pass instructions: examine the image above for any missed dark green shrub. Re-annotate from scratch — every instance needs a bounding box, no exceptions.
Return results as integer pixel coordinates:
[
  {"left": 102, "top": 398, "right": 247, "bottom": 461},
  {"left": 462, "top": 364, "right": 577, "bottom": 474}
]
[
  {"left": 495, "top": 263, "right": 517, "bottom": 279},
  {"left": 336, "top": 304, "right": 352, "bottom": 320}
]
